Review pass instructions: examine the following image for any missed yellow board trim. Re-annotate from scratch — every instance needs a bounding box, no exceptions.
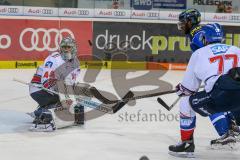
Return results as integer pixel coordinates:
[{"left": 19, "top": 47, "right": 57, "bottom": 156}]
[
  {"left": 0, "top": 61, "right": 146, "bottom": 70},
  {"left": 0, "top": 61, "right": 44, "bottom": 69},
  {"left": 80, "top": 61, "right": 146, "bottom": 70},
  {"left": 0, "top": 61, "right": 186, "bottom": 70}
]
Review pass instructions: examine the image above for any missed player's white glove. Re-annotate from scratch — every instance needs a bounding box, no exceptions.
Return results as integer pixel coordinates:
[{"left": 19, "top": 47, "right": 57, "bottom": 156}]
[{"left": 176, "top": 83, "right": 195, "bottom": 97}]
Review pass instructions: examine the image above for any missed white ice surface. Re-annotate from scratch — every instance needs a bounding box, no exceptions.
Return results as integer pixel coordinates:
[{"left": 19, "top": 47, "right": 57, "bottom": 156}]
[{"left": 0, "top": 69, "right": 239, "bottom": 160}]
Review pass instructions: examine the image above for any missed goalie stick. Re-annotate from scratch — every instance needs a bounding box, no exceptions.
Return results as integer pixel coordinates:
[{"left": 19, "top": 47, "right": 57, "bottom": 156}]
[
  {"left": 90, "top": 86, "right": 177, "bottom": 104},
  {"left": 13, "top": 78, "right": 133, "bottom": 114}
]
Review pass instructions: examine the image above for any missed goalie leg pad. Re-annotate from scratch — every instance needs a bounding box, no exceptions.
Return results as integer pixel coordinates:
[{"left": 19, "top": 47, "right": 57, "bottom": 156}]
[
  {"left": 31, "top": 100, "right": 81, "bottom": 131},
  {"left": 74, "top": 105, "right": 85, "bottom": 125},
  {"left": 30, "top": 109, "right": 56, "bottom": 132},
  {"left": 49, "top": 100, "right": 78, "bottom": 129}
]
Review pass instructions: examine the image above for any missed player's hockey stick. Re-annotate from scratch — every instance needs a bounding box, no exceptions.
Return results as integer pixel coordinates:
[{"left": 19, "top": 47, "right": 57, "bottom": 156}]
[
  {"left": 157, "top": 96, "right": 181, "bottom": 111},
  {"left": 157, "top": 85, "right": 204, "bottom": 111},
  {"left": 90, "top": 86, "right": 177, "bottom": 104},
  {"left": 13, "top": 78, "right": 133, "bottom": 114},
  {"left": 13, "top": 78, "right": 60, "bottom": 94},
  {"left": 111, "top": 91, "right": 134, "bottom": 113}
]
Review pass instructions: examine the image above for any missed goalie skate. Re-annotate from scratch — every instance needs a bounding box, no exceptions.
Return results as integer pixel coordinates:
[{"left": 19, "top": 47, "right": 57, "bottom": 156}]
[{"left": 29, "top": 111, "right": 56, "bottom": 132}]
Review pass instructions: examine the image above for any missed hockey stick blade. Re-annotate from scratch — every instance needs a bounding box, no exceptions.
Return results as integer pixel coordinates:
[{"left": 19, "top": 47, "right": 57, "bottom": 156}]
[
  {"left": 157, "top": 97, "right": 171, "bottom": 111},
  {"left": 157, "top": 97, "right": 180, "bottom": 111},
  {"left": 112, "top": 91, "right": 134, "bottom": 113}
]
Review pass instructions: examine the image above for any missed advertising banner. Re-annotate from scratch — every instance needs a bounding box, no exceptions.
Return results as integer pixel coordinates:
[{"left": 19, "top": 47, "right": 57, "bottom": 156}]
[
  {"left": 153, "top": 0, "right": 186, "bottom": 9},
  {"left": 94, "top": 8, "right": 131, "bottom": 18},
  {"left": 93, "top": 21, "right": 240, "bottom": 63},
  {"left": 0, "top": 19, "right": 92, "bottom": 61},
  {"left": 224, "top": 25, "right": 240, "bottom": 47},
  {"left": 187, "top": 0, "right": 240, "bottom": 13},
  {"left": 131, "top": 10, "right": 159, "bottom": 19},
  {"left": 204, "top": 12, "right": 240, "bottom": 22},
  {"left": 23, "top": 7, "right": 59, "bottom": 17},
  {"left": 93, "top": 21, "right": 191, "bottom": 63},
  {"left": 131, "top": 0, "right": 153, "bottom": 10},
  {"left": 131, "top": 0, "right": 186, "bottom": 10},
  {"left": 59, "top": 8, "right": 94, "bottom": 18},
  {"left": 0, "top": 6, "right": 23, "bottom": 16},
  {"left": 159, "top": 10, "right": 181, "bottom": 20}
]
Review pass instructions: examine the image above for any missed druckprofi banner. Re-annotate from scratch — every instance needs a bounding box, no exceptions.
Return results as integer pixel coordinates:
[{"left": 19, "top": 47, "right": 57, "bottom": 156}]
[
  {"left": 93, "top": 21, "right": 191, "bottom": 63},
  {"left": 93, "top": 21, "right": 240, "bottom": 63}
]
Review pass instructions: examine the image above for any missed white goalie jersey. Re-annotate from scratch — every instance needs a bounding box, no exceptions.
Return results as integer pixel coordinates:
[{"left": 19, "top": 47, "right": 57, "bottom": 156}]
[{"left": 29, "top": 52, "right": 80, "bottom": 94}]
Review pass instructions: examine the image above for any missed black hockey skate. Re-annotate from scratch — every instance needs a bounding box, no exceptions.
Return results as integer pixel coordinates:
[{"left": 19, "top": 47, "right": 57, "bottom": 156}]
[
  {"left": 169, "top": 140, "right": 195, "bottom": 158},
  {"left": 230, "top": 119, "right": 240, "bottom": 142},
  {"left": 210, "top": 130, "right": 236, "bottom": 150}
]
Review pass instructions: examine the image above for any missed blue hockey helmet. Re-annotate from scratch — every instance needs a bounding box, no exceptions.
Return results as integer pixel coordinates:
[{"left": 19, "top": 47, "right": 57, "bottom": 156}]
[
  {"left": 191, "top": 23, "right": 224, "bottom": 49},
  {"left": 201, "top": 23, "right": 223, "bottom": 44},
  {"left": 178, "top": 8, "right": 201, "bottom": 31}
]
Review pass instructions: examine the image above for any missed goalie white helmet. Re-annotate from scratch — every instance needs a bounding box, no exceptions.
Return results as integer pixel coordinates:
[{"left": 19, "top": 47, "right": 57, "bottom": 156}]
[{"left": 60, "top": 37, "right": 77, "bottom": 61}]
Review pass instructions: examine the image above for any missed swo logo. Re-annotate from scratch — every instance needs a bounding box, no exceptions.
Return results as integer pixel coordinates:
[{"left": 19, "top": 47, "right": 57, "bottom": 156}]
[
  {"left": 114, "top": 11, "right": 126, "bottom": 16},
  {"left": 78, "top": 10, "right": 89, "bottom": 15},
  {"left": 8, "top": 8, "right": 19, "bottom": 13},
  {"left": 0, "top": 34, "right": 11, "bottom": 49},
  {"left": 19, "top": 28, "right": 75, "bottom": 52}
]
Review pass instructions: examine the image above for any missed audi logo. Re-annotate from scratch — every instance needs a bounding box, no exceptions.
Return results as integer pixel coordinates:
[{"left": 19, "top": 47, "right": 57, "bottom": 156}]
[
  {"left": 42, "top": 9, "right": 53, "bottom": 15},
  {"left": 230, "top": 15, "right": 240, "bottom": 21},
  {"left": 147, "top": 12, "right": 159, "bottom": 17},
  {"left": 0, "top": 34, "right": 11, "bottom": 49},
  {"left": 114, "top": 11, "right": 126, "bottom": 16},
  {"left": 8, "top": 8, "right": 19, "bottom": 13},
  {"left": 78, "top": 10, "right": 89, "bottom": 15},
  {"left": 19, "top": 28, "right": 75, "bottom": 52}
]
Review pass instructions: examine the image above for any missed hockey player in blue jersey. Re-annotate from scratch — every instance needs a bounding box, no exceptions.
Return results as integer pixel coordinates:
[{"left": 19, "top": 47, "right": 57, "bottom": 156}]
[
  {"left": 175, "top": 22, "right": 240, "bottom": 153},
  {"left": 168, "top": 8, "right": 239, "bottom": 156}
]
